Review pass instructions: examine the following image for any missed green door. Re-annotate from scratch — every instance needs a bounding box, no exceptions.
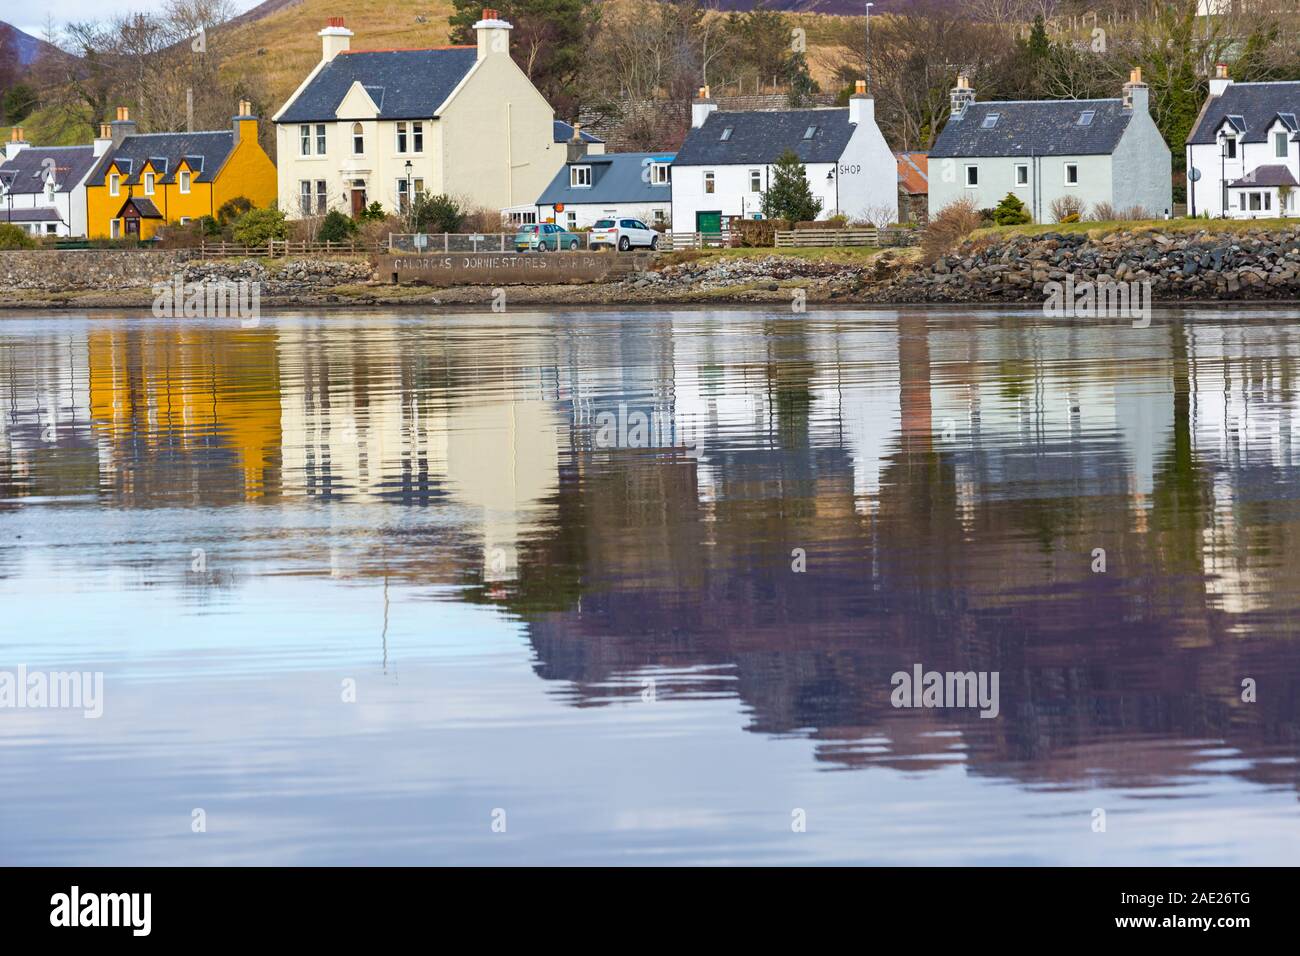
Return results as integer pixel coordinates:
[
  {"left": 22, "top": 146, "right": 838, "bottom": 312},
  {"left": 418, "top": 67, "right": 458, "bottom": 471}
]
[{"left": 695, "top": 211, "right": 722, "bottom": 235}]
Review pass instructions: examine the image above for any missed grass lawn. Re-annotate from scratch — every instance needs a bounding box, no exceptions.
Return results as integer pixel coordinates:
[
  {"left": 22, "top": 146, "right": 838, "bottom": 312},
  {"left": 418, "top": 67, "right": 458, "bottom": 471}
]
[{"left": 972, "top": 217, "right": 1300, "bottom": 240}]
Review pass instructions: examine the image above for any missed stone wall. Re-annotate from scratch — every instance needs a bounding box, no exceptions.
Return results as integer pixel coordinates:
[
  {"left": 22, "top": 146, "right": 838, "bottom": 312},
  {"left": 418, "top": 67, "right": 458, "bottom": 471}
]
[
  {"left": 873, "top": 225, "right": 1300, "bottom": 302},
  {"left": 0, "top": 250, "right": 200, "bottom": 292}
]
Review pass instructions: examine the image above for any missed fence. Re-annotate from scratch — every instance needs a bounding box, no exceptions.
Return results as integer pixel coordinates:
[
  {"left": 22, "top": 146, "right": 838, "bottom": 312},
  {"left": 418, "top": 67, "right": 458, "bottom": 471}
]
[
  {"left": 773, "top": 227, "right": 918, "bottom": 248},
  {"left": 200, "top": 238, "right": 386, "bottom": 257},
  {"left": 389, "top": 232, "right": 597, "bottom": 253}
]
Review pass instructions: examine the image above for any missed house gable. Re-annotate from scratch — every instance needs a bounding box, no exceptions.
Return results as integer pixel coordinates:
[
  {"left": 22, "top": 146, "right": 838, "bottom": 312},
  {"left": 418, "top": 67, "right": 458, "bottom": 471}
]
[{"left": 336, "top": 81, "right": 381, "bottom": 120}]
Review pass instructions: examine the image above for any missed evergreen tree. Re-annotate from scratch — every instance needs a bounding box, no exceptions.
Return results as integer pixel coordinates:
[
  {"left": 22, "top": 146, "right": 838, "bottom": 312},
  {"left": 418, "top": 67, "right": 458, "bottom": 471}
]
[
  {"left": 761, "top": 150, "right": 823, "bottom": 223},
  {"left": 992, "top": 192, "right": 1031, "bottom": 226}
]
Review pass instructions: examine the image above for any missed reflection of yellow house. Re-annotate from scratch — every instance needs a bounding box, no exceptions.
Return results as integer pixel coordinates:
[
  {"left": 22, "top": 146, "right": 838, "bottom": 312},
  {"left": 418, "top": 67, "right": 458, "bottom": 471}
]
[
  {"left": 85, "top": 102, "right": 277, "bottom": 240},
  {"left": 87, "top": 328, "right": 282, "bottom": 497}
]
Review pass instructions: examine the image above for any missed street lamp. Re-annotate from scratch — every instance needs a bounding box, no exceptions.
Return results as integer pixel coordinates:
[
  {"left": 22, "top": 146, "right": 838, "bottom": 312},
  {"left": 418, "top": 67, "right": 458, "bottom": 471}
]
[{"left": 404, "top": 160, "right": 414, "bottom": 220}]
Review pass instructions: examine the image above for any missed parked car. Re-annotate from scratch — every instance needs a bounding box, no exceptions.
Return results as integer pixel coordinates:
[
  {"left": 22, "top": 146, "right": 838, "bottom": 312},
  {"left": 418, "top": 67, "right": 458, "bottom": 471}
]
[
  {"left": 514, "top": 222, "right": 582, "bottom": 252},
  {"left": 589, "top": 218, "right": 659, "bottom": 251}
]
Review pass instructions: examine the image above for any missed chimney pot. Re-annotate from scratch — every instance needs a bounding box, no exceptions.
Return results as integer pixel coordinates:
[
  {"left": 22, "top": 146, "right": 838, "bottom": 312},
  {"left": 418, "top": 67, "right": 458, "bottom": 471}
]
[
  {"left": 10, "top": 127, "right": 19, "bottom": 142},
  {"left": 1130, "top": 67, "right": 1143, "bottom": 84},
  {"left": 483, "top": 8, "right": 497, "bottom": 19},
  {"left": 854, "top": 80, "right": 866, "bottom": 95},
  {"left": 1216, "top": 63, "right": 1229, "bottom": 79}
]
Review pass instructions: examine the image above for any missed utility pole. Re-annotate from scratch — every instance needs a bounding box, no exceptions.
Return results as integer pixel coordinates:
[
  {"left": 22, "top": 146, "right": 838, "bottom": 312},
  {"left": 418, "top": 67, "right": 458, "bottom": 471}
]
[{"left": 865, "top": 3, "right": 874, "bottom": 93}]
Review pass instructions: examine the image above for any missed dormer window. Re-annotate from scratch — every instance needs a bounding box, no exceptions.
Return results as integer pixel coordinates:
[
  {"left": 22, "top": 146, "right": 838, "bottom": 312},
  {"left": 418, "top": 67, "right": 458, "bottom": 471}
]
[
  {"left": 650, "top": 162, "right": 670, "bottom": 185},
  {"left": 981, "top": 113, "right": 999, "bottom": 129},
  {"left": 179, "top": 170, "right": 191, "bottom": 194},
  {"left": 109, "top": 173, "right": 120, "bottom": 196},
  {"left": 1077, "top": 110, "right": 1095, "bottom": 126},
  {"left": 1276, "top": 130, "right": 1289, "bottom": 158},
  {"left": 720, "top": 126, "right": 733, "bottom": 141},
  {"left": 144, "top": 172, "right": 155, "bottom": 195},
  {"left": 1223, "top": 134, "right": 1237, "bottom": 159},
  {"left": 803, "top": 126, "right": 817, "bottom": 139},
  {"left": 571, "top": 165, "right": 591, "bottom": 187}
]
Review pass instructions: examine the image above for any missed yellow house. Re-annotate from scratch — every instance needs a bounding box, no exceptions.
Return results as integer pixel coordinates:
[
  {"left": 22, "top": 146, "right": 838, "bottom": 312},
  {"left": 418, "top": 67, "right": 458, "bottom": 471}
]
[{"left": 85, "top": 102, "right": 277, "bottom": 240}]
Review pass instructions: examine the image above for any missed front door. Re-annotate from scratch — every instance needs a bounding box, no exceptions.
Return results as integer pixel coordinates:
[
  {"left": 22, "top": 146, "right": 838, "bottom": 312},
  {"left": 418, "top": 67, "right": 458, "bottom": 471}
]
[
  {"left": 351, "top": 188, "right": 366, "bottom": 218},
  {"left": 695, "top": 210, "right": 722, "bottom": 235}
]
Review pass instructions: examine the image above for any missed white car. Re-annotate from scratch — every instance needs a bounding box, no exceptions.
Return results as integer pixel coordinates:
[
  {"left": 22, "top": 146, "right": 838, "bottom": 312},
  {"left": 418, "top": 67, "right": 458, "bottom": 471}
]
[{"left": 589, "top": 217, "right": 660, "bottom": 251}]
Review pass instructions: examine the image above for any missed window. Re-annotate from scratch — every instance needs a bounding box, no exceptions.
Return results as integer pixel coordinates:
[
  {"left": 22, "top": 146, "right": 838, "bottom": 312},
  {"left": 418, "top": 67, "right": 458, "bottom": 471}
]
[
  {"left": 352, "top": 122, "right": 364, "bottom": 155},
  {"left": 144, "top": 172, "right": 155, "bottom": 195},
  {"left": 315, "top": 180, "right": 327, "bottom": 214},
  {"left": 981, "top": 113, "right": 999, "bottom": 129},
  {"left": 45, "top": 223, "right": 57, "bottom": 235},
  {"left": 650, "top": 162, "right": 670, "bottom": 185},
  {"left": 1014, "top": 164, "right": 1028, "bottom": 187},
  {"left": 653, "top": 208, "right": 665, "bottom": 224},
  {"left": 803, "top": 126, "right": 817, "bottom": 139},
  {"left": 179, "top": 170, "right": 191, "bottom": 194},
  {"left": 110, "top": 219, "right": 120, "bottom": 238},
  {"left": 179, "top": 217, "right": 191, "bottom": 225},
  {"left": 1077, "top": 110, "right": 1095, "bottom": 126},
  {"left": 315, "top": 124, "right": 326, "bottom": 154},
  {"left": 720, "top": 126, "right": 733, "bottom": 141},
  {"left": 396, "top": 179, "right": 425, "bottom": 212},
  {"left": 300, "top": 124, "right": 312, "bottom": 156},
  {"left": 1224, "top": 135, "right": 1237, "bottom": 159},
  {"left": 964, "top": 164, "right": 978, "bottom": 187},
  {"left": 750, "top": 169, "right": 762, "bottom": 192},
  {"left": 109, "top": 173, "right": 120, "bottom": 196},
  {"left": 566, "top": 211, "right": 576, "bottom": 229},
  {"left": 704, "top": 170, "right": 715, "bottom": 193},
  {"left": 1276, "top": 131, "right": 1289, "bottom": 158},
  {"left": 571, "top": 165, "right": 591, "bottom": 187},
  {"left": 1064, "top": 163, "right": 1079, "bottom": 186},
  {"left": 300, "top": 180, "right": 312, "bottom": 215},
  {"left": 412, "top": 122, "right": 423, "bottom": 153}
]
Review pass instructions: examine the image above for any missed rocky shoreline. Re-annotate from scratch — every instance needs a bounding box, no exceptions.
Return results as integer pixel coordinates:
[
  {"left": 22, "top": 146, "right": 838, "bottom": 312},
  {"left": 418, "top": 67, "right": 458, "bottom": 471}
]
[
  {"left": 5, "top": 227, "right": 1300, "bottom": 309},
  {"left": 866, "top": 225, "right": 1300, "bottom": 303}
]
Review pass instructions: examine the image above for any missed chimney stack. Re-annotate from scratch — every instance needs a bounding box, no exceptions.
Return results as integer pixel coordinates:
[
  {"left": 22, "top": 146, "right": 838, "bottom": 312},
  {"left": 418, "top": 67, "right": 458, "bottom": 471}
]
[
  {"left": 110, "top": 106, "right": 137, "bottom": 148},
  {"left": 234, "top": 100, "right": 257, "bottom": 144},
  {"left": 1122, "top": 67, "right": 1149, "bottom": 113},
  {"left": 691, "top": 86, "right": 717, "bottom": 129},
  {"left": 319, "top": 17, "right": 353, "bottom": 62},
  {"left": 93, "top": 122, "right": 114, "bottom": 157},
  {"left": 950, "top": 74, "right": 975, "bottom": 119},
  {"left": 1209, "top": 62, "right": 1232, "bottom": 97},
  {"left": 567, "top": 122, "right": 588, "bottom": 162},
  {"left": 4, "top": 126, "right": 28, "bottom": 161},
  {"left": 849, "top": 79, "right": 873, "bottom": 127},
  {"left": 474, "top": 8, "right": 512, "bottom": 60}
]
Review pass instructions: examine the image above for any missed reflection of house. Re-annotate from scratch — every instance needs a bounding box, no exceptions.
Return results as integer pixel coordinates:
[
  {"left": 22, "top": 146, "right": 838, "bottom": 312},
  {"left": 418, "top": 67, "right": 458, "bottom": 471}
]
[
  {"left": 273, "top": 11, "right": 562, "bottom": 218},
  {"left": 0, "top": 129, "right": 104, "bottom": 237},
  {"left": 1186, "top": 65, "right": 1299, "bottom": 218},
  {"left": 84, "top": 103, "right": 276, "bottom": 239}
]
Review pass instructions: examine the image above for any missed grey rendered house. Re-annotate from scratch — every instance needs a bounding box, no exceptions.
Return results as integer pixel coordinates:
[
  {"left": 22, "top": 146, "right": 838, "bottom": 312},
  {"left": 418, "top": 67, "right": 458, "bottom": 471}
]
[{"left": 928, "top": 70, "right": 1172, "bottom": 222}]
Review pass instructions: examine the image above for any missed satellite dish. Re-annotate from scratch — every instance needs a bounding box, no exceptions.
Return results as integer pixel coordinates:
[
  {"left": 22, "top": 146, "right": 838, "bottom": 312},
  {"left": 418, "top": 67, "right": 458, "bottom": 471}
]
[{"left": 1189, "top": 167, "right": 1202, "bottom": 182}]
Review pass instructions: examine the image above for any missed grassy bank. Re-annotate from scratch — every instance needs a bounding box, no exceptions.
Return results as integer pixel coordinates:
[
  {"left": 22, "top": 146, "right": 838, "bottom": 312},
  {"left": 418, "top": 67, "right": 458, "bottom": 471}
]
[
  {"left": 657, "top": 245, "right": 897, "bottom": 268},
  {"left": 971, "top": 217, "right": 1300, "bottom": 241}
]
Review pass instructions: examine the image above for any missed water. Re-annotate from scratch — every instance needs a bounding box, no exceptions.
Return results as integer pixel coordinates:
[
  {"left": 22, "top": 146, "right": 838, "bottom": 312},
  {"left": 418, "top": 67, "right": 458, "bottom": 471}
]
[{"left": 2, "top": 306, "right": 1299, "bottom": 865}]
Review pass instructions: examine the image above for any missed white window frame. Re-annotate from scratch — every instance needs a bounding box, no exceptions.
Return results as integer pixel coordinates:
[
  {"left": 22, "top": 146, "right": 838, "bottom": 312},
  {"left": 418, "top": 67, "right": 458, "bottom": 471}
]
[
  {"left": 300, "top": 124, "right": 312, "bottom": 156},
  {"left": 396, "top": 122, "right": 408, "bottom": 154},
  {"left": 650, "top": 162, "right": 669, "bottom": 185},
  {"left": 964, "top": 164, "right": 978, "bottom": 187},
  {"left": 1014, "top": 164, "right": 1028, "bottom": 187},
  {"left": 144, "top": 172, "right": 155, "bottom": 196},
  {"left": 179, "top": 170, "right": 191, "bottom": 194},
  {"left": 1064, "top": 162, "right": 1079, "bottom": 186},
  {"left": 110, "top": 219, "right": 120, "bottom": 238},
  {"left": 1276, "top": 131, "right": 1289, "bottom": 158},
  {"left": 704, "top": 170, "right": 715, "bottom": 194},
  {"left": 749, "top": 169, "right": 762, "bottom": 192},
  {"left": 300, "top": 180, "right": 312, "bottom": 216},
  {"left": 1223, "top": 134, "right": 1237, "bottom": 159},
  {"left": 412, "top": 122, "right": 424, "bottom": 154},
  {"left": 315, "top": 124, "right": 326, "bottom": 155},
  {"left": 109, "top": 173, "right": 120, "bottom": 197},
  {"left": 571, "top": 165, "right": 592, "bottom": 188},
  {"left": 315, "top": 180, "right": 328, "bottom": 214},
  {"left": 352, "top": 123, "right": 364, "bottom": 156}
]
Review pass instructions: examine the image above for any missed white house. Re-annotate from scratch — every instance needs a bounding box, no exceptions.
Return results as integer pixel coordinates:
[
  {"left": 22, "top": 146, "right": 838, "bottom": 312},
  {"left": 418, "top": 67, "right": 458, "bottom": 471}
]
[
  {"left": 534, "top": 129, "right": 673, "bottom": 229},
  {"left": 670, "top": 82, "right": 898, "bottom": 233},
  {"left": 273, "top": 9, "right": 563, "bottom": 219},
  {"left": 1186, "top": 65, "right": 1299, "bottom": 219},
  {"left": 928, "top": 71, "right": 1172, "bottom": 222},
  {"left": 0, "top": 127, "right": 106, "bottom": 238}
]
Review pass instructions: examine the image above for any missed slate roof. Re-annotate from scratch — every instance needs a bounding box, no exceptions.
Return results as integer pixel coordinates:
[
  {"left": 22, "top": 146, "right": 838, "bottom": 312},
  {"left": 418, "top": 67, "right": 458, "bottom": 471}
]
[
  {"left": 277, "top": 47, "right": 478, "bottom": 123},
  {"left": 1227, "top": 164, "right": 1299, "bottom": 188},
  {"left": 536, "top": 152, "right": 675, "bottom": 206},
  {"left": 896, "top": 151, "right": 928, "bottom": 194},
  {"left": 1188, "top": 81, "right": 1300, "bottom": 145},
  {"left": 117, "top": 196, "right": 164, "bottom": 218},
  {"left": 674, "top": 109, "right": 856, "bottom": 166},
  {"left": 930, "top": 99, "right": 1134, "bottom": 158},
  {"left": 88, "top": 132, "right": 235, "bottom": 187},
  {"left": 0, "top": 207, "right": 61, "bottom": 222},
  {"left": 554, "top": 120, "right": 603, "bottom": 144},
  {"left": 0, "top": 146, "right": 97, "bottom": 194}
]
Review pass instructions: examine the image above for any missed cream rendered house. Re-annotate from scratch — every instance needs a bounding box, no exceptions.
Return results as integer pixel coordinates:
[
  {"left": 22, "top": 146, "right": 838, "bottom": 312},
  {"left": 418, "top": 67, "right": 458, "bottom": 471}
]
[{"left": 273, "top": 9, "right": 563, "bottom": 219}]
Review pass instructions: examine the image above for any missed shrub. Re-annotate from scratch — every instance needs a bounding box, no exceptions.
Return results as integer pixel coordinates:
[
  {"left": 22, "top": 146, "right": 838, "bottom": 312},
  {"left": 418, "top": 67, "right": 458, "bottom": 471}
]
[
  {"left": 412, "top": 193, "right": 466, "bottom": 233},
  {"left": 992, "top": 192, "right": 1032, "bottom": 226},
  {"left": 358, "top": 213, "right": 402, "bottom": 247},
  {"left": 1089, "top": 201, "right": 1117, "bottom": 222},
  {"left": 731, "top": 219, "right": 777, "bottom": 247},
  {"left": 1049, "top": 195, "right": 1085, "bottom": 223},
  {"left": 318, "top": 209, "right": 357, "bottom": 242},
  {"left": 0, "top": 223, "right": 36, "bottom": 249},
  {"left": 360, "top": 201, "right": 386, "bottom": 223},
  {"left": 231, "top": 207, "right": 288, "bottom": 245},
  {"left": 216, "top": 196, "right": 254, "bottom": 226},
  {"left": 920, "top": 197, "right": 982, "bottom": 264}
]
